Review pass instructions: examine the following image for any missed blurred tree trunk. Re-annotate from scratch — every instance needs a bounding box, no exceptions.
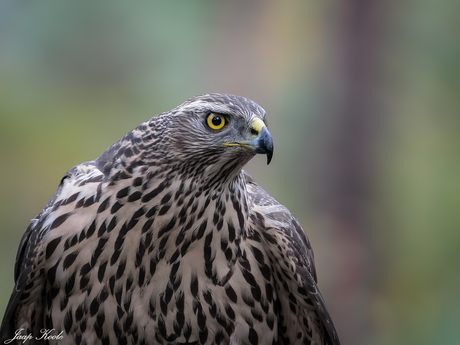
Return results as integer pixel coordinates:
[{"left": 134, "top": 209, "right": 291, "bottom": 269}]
[{"left": 311, "top": 1, "right": 384, "bottom": 344}]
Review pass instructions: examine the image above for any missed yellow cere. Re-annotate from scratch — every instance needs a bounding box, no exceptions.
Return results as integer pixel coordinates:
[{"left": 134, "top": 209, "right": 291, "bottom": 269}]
[
  {"left": 250, "top": 118, "right": 266, "bottom": 139},
  {"left": 222, "top": 117, "right": 266, "bottom": 149},
  {"left": 207, "top": 113, "right": 226, "bottom": 130}
]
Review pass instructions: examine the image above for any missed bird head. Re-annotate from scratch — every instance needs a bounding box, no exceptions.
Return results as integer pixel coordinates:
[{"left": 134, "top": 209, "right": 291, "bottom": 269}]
[
  {"left": 98, "top": 94, "right": 273, "bottom": 185},
  {"left": 160, "top": 94, "right": 274, "bottom": 179}
]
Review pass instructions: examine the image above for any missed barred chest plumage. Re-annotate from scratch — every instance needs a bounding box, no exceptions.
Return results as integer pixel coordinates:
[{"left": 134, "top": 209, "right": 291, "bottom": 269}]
[
  {"left": 4, "top": 94, "right": 339, "bottom": 345},
  {"left": 39, "top": 164, "right": 278, "bottom": 345}
]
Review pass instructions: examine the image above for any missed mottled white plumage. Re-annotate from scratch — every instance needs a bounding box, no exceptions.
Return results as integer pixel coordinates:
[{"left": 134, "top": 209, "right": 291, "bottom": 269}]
[{"left": 1, "top": 94, "right": 339, "bottom": 345}]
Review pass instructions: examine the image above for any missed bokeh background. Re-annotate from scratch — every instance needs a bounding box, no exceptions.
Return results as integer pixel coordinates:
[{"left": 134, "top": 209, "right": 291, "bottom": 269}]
[{"left": 1, "top": 1, "right": 459, "bottom": 344}]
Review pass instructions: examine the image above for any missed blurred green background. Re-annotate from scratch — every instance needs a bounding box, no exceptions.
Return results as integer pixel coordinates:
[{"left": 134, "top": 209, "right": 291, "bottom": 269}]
[{"left": 1, "top": 1, "right": 459, "bottom": 344}]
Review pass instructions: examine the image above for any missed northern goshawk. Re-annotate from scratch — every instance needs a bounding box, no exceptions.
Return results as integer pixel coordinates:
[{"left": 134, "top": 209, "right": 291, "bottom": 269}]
[{"left": 0, "top": 94, "right": 340, "bottom": 345}]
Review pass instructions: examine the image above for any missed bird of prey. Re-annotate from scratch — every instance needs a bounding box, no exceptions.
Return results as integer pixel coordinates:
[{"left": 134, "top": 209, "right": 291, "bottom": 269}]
[{"left": 0, "top": 94, "right": 340, "bottom": 345}]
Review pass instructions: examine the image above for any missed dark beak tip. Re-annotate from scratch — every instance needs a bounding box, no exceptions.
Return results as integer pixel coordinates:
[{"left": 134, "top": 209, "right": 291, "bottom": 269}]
[{"left": 266, "top": 153, "right": 272, "bottom": 165}]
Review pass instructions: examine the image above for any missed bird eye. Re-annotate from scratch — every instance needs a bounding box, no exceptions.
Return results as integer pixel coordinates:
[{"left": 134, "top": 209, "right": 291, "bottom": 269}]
[{"left": 206, "top": 113, "right": 226, "bottom": 130}]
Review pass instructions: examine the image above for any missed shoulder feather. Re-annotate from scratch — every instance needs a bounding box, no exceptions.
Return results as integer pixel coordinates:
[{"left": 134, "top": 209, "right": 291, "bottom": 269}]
[{"left": 243, "top": 170, "right": 340, "bottom": 345}]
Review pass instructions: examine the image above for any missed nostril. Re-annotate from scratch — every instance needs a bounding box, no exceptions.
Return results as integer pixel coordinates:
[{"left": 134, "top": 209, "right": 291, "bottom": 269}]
[{"left": 250, "top": 128, "right": 259, "bottom": 136}]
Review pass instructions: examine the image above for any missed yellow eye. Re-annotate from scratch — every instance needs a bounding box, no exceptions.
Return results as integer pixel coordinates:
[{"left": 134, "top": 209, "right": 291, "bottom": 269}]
[{"left": 207, "top": 113, "right": 226, "bottom": 130}]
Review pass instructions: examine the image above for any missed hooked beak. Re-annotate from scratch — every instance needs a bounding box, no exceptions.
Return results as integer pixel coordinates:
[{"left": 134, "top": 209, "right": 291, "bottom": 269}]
[
  {"left": 249, "top": 126, "right": 274, "bottom": 164},
  {"left": 223, "top": 118, "right": 274, "bottom": 165}
]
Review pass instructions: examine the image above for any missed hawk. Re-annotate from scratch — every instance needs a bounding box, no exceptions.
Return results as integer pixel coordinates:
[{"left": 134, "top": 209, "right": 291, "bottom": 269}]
[{"left": 0, "top": 94, "right": 340, "bottom": 345}]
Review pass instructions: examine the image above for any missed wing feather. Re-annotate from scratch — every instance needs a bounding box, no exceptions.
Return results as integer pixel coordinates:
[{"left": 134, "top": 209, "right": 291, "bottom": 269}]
[
  {"left": 0, "top": 162, "right": 99, "bottom": 342},
  {"left": 244, "top": 171, "right": 340, "bottom": 345}
]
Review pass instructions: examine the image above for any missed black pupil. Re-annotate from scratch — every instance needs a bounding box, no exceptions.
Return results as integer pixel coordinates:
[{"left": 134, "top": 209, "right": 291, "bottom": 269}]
[{"left": 212, "top": 116, "right": 222, "bottom": 127}]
